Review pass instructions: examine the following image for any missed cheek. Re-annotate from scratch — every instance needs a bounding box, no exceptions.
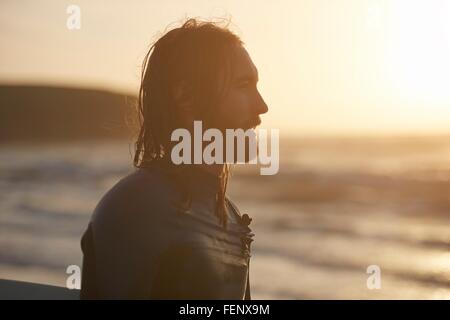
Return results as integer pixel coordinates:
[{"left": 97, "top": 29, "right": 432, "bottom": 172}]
[{"left": 215, "top": 92, "right": 252, "bottom": 127}]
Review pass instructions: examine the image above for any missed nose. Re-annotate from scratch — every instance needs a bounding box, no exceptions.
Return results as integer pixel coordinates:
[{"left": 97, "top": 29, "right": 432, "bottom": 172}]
[{"left": 255, "top": 91, "right": 268, "bottom": 115}]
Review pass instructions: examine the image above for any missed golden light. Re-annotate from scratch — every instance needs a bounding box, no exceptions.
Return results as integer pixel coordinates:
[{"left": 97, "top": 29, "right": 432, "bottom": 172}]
[{"left": 387, "top": 0, "right": 450, "bottom": 105}]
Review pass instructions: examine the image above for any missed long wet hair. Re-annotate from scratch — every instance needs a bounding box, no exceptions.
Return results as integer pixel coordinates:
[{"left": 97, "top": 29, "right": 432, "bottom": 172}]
[{"left": 133, "top": 18, "right": 243, "bottom": 228}]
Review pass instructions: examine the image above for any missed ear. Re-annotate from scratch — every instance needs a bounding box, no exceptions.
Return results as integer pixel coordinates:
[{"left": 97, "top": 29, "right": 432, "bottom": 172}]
[{"left": 172, "top": 81, "right": 194, "bottom": 127}]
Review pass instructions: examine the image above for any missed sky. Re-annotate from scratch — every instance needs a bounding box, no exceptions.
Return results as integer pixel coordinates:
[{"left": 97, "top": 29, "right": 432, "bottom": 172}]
[{"left": 1, "top": 0, "right": 450, "bottom": 135}]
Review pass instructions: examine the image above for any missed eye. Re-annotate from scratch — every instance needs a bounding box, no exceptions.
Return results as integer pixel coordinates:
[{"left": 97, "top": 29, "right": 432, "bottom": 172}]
[{"left": 238, "top": 80, "right": 252, "bottom": 89}]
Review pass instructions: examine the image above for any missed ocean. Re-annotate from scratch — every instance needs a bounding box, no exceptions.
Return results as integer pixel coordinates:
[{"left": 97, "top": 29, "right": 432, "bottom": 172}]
[{"left": 0, "top": 136, "right": 449, "bottom": 299}]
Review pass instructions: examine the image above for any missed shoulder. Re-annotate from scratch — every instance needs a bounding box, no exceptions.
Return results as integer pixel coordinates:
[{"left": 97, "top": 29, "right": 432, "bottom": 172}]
[{"left": 90, "top": 167, "right": 182, "bottom": 232}]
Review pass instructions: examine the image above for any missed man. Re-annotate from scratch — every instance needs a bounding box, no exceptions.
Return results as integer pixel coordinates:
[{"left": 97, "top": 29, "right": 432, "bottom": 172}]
[{"left": 80, "top": 18, "right": 268, "bottom": 299}]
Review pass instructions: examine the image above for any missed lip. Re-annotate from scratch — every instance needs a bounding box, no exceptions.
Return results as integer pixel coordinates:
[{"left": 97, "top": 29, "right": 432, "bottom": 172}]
[{"left": 241, "top": 118, "right": 261, "bottom": 131}]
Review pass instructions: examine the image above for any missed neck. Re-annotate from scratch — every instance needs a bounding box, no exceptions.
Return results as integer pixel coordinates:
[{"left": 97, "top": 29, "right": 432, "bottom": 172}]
[{"left": 199, "top": 163, "right": 225, "bottom": 177}]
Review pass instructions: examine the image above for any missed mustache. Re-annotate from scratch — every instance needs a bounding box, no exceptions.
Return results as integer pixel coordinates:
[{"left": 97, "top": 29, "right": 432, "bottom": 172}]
[{"left": 243, "top": 117, "right": 261, "bottom": 130}]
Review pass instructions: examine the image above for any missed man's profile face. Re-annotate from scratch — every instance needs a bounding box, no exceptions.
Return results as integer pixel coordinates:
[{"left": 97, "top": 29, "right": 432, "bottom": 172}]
[{"left": 212, "top": 46, "right": 268, "bottom": 131}]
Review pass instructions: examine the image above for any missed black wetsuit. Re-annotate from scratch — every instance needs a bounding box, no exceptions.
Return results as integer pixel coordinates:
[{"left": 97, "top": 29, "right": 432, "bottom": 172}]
[{"left": 80, "top": 163, "right": 254, "bottom": 299}]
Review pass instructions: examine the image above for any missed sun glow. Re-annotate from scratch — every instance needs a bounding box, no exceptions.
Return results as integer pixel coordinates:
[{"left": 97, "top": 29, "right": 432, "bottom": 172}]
[{"left": 387, "top": 0, "right": 450, "bottom": 105}]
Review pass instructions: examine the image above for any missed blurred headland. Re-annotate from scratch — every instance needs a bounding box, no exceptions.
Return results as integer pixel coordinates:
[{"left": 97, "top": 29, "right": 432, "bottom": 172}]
[{"left": 0, "top": 84, "right": 137, "bottom": 143}]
